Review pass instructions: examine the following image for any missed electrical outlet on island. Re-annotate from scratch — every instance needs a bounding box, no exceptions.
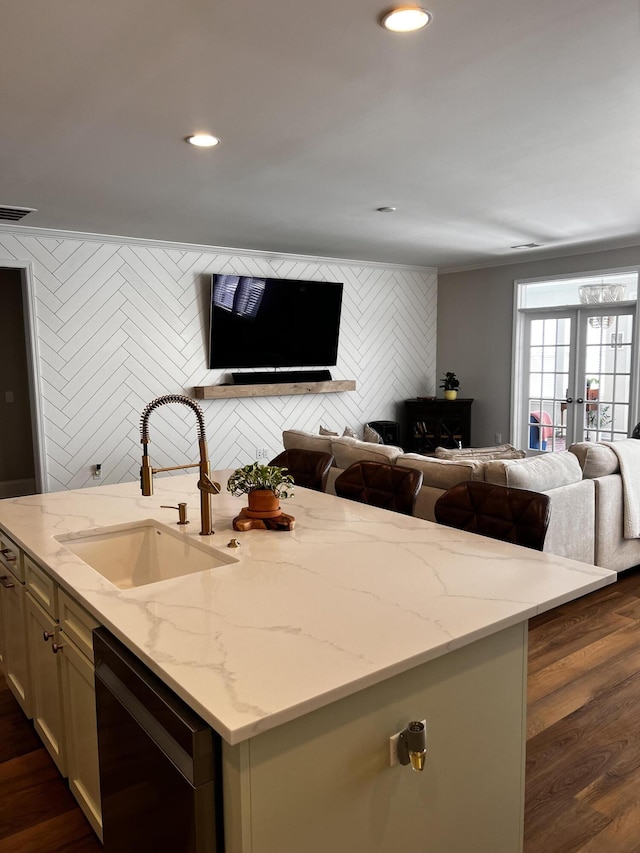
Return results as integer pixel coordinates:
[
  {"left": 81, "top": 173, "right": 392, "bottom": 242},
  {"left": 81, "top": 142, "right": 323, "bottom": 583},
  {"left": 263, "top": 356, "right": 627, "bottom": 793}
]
[{"left": 495, "top": 433, "right": 502, "bottom": 444}]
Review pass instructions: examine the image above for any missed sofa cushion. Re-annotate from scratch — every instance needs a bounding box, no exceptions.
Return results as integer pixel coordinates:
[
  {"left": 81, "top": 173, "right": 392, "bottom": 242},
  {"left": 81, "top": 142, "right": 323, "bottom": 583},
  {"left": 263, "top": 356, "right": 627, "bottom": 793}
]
[
  {"left": 330, "top": 436, "right": 403, "bottom": 468},
  {"left": 484, "top": 451, "right": 582, "bottom": 491},
  {"left": 398, "top": 454, "right": 485, "bottom": 489},
  {"left": 283, "top": 429, "right": 334, "bottom": 456},
  {"left": 435, "top": 443, "right": 525, "bottom": 461},
  {"left": 569, "top": 442, "right": 620, "bottom": 478}
]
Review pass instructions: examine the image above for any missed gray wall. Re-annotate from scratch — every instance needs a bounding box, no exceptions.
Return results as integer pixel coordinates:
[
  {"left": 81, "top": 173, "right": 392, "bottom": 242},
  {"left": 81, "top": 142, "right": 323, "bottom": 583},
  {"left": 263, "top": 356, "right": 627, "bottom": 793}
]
[{"left": 437, "top": 244, "right": 640, "bottom": 447}]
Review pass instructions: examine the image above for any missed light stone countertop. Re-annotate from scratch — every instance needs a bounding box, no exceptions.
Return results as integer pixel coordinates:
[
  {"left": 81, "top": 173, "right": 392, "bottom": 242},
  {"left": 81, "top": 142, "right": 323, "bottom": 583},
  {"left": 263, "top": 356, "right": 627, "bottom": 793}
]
[{"left": 0, "top": 472, "right": 616, "bottom": 744}]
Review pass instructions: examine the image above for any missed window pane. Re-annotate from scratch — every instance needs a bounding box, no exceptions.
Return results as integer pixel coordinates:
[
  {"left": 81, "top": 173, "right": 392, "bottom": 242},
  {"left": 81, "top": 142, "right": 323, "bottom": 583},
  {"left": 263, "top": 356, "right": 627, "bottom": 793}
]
[
  {"left": 616, "top": 346, "right": 632, "bottom": 372},
  {"left": 542, "top": 374, "right": 555, "bottom": 397},
  {"left": 585, "top": 345, "right": 603, "bottom": 373},
  {"left": 530, "top": 321, "right": 544, "bottom": 345},
  {"left": 615, "top": 375, "right": 630, "bottom": 401},
  {"left": 614, "top": 404, "right": 629, "bottom": 432},
  {"left": 555, "top": 374, "right": 569, "bottom": 397},
  {"left": 529, "top": 373, "right": 542, "bottom": 397}
]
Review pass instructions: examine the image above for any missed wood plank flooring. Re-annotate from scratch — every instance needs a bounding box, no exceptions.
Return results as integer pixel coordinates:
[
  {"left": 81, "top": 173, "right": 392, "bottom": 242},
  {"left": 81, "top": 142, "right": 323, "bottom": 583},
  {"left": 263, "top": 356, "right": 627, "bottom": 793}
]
[
  {"left": 526, "top": 566, "right": 640, "bottom": 852},
  {"left": 1, "top": 568, "right": 640, "bottom": 851},
  {"left": 0, "top": 673, "right": 101, "bottom": 852}
]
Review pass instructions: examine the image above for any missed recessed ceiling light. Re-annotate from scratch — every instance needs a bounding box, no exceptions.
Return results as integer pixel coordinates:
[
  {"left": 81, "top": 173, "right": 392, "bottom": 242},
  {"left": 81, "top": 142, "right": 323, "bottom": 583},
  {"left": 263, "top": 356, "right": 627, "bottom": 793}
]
[
  {"left": 380, "top": 6, "right": 432, "bottom": 32},
  {"left": 511, "top": 243, "right": 541, "bottom": 249},
  {"left": 376, "top": 206, "right": 397, "bottom": 213},
  {"left": 185, "top": 134, "right": 220, "bottom": 148}
]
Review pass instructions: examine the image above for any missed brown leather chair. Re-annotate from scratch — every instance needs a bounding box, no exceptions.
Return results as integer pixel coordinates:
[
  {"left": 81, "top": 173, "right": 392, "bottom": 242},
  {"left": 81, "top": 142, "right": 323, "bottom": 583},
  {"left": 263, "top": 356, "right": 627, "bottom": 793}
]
[
  {"left": 269, "top": 449, "right": 334, "bottom": 492},
  {"left": 434, "top": 480, "right": 550, "bottom": 551},
  {"left": 334, "top": 461, "right": 423, "bottom": 516}
]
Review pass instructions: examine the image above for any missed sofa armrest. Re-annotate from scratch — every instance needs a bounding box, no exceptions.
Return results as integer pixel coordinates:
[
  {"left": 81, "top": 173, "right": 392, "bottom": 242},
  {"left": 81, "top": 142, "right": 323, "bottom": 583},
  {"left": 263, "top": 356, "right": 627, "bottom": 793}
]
[
  {"left": 593, "top": 474, "right": 640, "bottom": 571},
  {"left": 543, "top": 479, "right": 595, "bottom": 564}
]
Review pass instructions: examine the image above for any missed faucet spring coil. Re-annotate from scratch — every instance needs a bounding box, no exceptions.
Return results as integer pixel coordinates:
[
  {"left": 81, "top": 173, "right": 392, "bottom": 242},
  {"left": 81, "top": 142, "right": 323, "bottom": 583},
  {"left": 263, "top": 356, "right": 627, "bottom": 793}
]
[{"left": 140, "top": 395, "right": 207, "bottom": 443}]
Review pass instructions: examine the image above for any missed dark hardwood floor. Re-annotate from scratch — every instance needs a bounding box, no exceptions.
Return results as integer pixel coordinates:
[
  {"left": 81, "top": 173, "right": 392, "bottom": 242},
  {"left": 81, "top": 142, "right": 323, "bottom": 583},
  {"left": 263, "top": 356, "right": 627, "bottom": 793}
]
[
  {"left": 1, "top": 568, "right": 640, "bottom": 851},
  {"left": 0, "top": 674, "right": 101, "bottom": 852},
  {"left": 526, "top": 565, "right": 640, "bottom": 852}
]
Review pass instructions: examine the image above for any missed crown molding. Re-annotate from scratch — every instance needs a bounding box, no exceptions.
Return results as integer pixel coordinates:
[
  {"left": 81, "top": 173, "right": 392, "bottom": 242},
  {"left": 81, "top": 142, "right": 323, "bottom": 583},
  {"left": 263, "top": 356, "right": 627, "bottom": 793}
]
[
  {"left": 0, "top": 223, "right": 437, "bottom": 275},
  {"left": 438, "top": 236, "right": 640, "bottom": 275}
]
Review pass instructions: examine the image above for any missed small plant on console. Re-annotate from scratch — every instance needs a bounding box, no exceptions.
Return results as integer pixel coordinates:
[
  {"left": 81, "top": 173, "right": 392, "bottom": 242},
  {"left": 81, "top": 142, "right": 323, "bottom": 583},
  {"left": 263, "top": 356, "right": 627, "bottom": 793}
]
[{"left": 439, "top": 372, "right": 460, "bottom": 392}]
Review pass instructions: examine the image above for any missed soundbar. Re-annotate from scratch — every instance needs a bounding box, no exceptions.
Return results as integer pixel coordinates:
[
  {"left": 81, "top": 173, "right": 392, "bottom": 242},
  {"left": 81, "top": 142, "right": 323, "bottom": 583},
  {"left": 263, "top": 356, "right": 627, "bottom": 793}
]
[{"left": 232, "top": 370, "right": 332, "bottom": 385}]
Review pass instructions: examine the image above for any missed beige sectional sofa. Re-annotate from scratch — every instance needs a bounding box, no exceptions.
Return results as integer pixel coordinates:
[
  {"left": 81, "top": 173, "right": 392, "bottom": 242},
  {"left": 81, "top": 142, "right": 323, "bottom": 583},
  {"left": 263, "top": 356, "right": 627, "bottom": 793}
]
[
  {"left": 569, "top": 441, "right": 640, "bottom": 572},
  {"left": 282, "top": 430, "right": 597, "bottom": 566}
]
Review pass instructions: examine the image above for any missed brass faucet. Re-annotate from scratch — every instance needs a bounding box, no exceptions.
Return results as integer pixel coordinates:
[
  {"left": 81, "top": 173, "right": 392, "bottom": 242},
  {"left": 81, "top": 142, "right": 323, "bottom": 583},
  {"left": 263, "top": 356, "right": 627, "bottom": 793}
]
[{"left": 139, "top": 395, "right": 221, "bottom": 535}]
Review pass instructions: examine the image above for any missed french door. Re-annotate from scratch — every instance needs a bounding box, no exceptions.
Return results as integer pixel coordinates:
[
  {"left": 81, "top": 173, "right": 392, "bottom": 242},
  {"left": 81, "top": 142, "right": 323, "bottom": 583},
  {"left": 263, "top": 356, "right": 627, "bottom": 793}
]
[{"left": 520, "top": 305, "right": 636, "bottom": 452}]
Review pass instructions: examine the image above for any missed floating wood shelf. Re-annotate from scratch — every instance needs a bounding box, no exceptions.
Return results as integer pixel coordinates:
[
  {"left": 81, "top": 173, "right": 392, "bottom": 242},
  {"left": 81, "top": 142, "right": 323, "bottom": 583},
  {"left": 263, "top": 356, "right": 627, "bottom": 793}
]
[{"left": 193, "top": 380, "right": 356, "bottom": 400}]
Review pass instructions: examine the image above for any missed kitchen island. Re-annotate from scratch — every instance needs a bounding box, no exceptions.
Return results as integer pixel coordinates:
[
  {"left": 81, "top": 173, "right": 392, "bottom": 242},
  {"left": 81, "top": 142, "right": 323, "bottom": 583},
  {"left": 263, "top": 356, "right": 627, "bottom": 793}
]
[{"left": 0, "top": 473, "right": 615, "bottom": 852}]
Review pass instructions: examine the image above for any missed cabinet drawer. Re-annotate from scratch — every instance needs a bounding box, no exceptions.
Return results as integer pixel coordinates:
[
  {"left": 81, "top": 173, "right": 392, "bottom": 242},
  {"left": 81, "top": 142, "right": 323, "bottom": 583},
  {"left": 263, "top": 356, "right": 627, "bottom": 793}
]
[
  {"left": 59, "top": 589, "right": 100, "bottom": 662},
  {"left": 0, "top": 531, "right": 24, "bottom": 582},
  {"left": 25, "top": 556, "right": 58, "bottom": 618}
]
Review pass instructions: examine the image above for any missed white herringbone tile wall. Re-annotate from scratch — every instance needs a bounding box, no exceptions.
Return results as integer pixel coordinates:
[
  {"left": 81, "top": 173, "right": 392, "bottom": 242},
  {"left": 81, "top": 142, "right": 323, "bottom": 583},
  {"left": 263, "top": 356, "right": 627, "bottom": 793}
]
[{"left": 0, "top": 230, "right": 437, "bottom": 492}]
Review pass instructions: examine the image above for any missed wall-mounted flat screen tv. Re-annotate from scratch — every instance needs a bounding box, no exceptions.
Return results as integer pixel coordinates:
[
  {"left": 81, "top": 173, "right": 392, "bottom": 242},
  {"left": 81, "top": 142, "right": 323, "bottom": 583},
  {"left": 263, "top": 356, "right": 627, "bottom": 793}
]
[{"left": 208, "top": 275, "right": 343, "bottom": 369}]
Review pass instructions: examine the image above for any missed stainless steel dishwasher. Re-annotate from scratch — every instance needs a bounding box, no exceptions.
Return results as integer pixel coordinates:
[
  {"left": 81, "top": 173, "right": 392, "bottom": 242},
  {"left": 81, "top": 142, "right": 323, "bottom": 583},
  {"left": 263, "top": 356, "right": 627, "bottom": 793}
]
[{"left": 93, "top": 628, "right": 224, "bottom": 852}]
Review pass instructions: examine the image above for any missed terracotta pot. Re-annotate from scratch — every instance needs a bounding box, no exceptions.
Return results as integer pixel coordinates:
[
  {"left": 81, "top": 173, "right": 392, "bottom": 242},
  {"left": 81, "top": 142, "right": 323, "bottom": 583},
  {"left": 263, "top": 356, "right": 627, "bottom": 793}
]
[
  {"left": 245, "top": 489, "right": 281, "bottom": 519},
  {"left": 444, "top": 390, "right": 458, "bottom": 401}
]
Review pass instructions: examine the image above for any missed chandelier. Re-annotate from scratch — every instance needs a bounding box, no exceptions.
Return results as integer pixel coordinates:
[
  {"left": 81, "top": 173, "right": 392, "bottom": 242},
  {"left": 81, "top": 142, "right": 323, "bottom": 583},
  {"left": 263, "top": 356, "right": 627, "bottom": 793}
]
[{"left": 578, "top": 283, "right": 626, "bottom": 328}]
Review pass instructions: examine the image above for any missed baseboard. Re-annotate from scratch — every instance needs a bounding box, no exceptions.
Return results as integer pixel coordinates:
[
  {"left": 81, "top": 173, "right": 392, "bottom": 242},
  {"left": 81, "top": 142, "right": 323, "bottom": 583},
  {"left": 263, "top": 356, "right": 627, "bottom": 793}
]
[{"left": 0, "top": 478, "right": 36, "bottom": 498}]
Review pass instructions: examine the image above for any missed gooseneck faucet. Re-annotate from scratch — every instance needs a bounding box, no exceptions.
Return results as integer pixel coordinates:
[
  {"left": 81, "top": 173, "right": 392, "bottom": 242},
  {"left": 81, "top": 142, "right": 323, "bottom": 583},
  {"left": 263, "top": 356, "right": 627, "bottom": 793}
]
[{"left": 139, "top": 395, "right": 221, "bottom": 535}]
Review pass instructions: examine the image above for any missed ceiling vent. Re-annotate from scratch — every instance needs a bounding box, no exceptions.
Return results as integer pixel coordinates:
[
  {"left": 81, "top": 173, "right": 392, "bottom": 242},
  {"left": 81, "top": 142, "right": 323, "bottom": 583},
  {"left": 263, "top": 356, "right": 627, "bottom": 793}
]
[{"left": 0, "top": 205, "right": 37, "bottom": 222}]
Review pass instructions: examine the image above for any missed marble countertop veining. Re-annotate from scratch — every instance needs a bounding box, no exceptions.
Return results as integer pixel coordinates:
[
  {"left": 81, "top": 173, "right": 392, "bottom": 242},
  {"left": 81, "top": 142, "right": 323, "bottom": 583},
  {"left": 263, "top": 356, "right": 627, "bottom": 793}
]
[{"left": 0, "top": 473, "right": 615, "bottom": 744}]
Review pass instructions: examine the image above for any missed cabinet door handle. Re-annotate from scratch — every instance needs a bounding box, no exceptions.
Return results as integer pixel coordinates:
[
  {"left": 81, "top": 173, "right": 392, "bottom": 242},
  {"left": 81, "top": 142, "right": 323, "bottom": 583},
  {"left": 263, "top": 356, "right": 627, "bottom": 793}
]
[
  {"left": 0, "top": 575, "right": 15, "bottom": 589},
  {"left": 52, "top": 642, "right": 64, "bottom": 654},
  {"left": 0, "top": 548, "right": 15, "bottom": 562},
  {"left": 43, "top": 630, "right": 54, "bottom": 642}
]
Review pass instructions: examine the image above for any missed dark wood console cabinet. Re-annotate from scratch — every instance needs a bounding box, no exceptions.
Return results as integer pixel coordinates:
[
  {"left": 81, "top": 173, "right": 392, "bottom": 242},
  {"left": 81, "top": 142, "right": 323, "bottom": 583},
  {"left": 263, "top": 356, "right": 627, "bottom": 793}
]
[{"left": 405, "top": 398, "right": 473, "bottom": 454}]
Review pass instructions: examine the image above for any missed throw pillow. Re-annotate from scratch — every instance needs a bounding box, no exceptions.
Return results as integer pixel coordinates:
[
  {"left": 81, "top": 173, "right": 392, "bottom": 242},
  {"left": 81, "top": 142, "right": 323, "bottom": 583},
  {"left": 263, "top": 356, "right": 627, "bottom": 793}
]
[
  {"left": 435, "top": 444, "right": 525, "bottom": 461},
  {"left": 319, "top": 425, "right": 338, "bottom": 436},
  {"left": 343, "top": 426, "right": 359, "bottom": 439},
  {"left": 363, "top": 424, "right": 383, "bottom": 444}
]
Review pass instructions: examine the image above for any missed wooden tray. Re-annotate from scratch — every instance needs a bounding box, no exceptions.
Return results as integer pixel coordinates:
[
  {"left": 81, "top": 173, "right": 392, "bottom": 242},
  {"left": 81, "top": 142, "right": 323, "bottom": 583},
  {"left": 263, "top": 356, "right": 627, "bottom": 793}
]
[{"left": 232, "top": 508, "right": 296, "bottom": 531}]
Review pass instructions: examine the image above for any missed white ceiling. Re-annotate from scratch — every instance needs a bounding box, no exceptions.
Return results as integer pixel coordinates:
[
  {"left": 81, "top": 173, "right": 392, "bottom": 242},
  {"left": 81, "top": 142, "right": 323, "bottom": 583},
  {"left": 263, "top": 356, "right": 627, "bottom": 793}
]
[{"left": 2, "top": 0, "right": 639, "bottom": 270}]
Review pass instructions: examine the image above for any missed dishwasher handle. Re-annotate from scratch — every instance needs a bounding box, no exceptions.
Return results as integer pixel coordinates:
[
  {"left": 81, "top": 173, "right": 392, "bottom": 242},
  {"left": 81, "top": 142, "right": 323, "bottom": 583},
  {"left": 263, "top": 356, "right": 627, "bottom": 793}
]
[{"left": 95, "top": 660, "right": 199, "bottom": 785}]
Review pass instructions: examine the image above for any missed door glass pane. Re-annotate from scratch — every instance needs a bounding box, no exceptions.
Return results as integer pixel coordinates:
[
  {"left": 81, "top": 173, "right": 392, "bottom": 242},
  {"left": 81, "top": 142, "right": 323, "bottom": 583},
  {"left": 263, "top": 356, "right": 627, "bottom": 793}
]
[
  {"left": 582, "top": 312, "right": 634, "bottom": 442},
  {"left": 526, "top": 317, "right": 571, "bottom": 452}
]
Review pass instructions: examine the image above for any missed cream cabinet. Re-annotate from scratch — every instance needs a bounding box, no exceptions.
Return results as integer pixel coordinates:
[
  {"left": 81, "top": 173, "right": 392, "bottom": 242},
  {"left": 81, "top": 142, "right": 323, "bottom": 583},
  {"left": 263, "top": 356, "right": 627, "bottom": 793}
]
[
  {"left": 58, "top": 588, "right": 102, "bottom": 840},
  {"left": 223, "top": 623, "right": 527, "bottom": 853},
  {"left": 0, "top": 535, "right": 103, "bottom": 840},
  {"left": 25, "top": 592, "right": 66, "bottom": 774},
  {"left": 0, "top": 532, "right": 32, "bottom": 717}
]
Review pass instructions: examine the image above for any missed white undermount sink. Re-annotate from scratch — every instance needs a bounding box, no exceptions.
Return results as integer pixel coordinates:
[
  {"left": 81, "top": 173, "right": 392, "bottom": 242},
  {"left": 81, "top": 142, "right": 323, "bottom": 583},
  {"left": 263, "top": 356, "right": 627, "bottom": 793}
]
[{"left": 55, "top": 520, "right": 239, "bottom": 589}]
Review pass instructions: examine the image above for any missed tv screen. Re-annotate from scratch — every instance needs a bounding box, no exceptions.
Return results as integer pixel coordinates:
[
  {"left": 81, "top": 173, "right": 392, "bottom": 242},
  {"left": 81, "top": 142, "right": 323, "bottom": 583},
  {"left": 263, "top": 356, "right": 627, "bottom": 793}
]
[{"left": 208, "top": 275, "right": 343, "bottom": 369}]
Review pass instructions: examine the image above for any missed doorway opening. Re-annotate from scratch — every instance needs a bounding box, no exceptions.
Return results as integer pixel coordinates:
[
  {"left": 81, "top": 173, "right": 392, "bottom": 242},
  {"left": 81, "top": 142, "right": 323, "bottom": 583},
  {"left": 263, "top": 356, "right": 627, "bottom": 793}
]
[{"left": 0, "top": 265, "right": 44, "bottom": 495}]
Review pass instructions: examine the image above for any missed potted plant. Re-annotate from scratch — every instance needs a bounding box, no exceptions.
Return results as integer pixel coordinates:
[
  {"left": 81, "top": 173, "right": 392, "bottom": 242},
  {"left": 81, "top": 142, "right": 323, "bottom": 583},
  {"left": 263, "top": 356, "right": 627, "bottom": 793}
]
[
  {"left": 227, "top": 462, "right": 295, "bottom": 519},
  {"left": 440, "top": 372, "right": 460, "bottom": 401}
]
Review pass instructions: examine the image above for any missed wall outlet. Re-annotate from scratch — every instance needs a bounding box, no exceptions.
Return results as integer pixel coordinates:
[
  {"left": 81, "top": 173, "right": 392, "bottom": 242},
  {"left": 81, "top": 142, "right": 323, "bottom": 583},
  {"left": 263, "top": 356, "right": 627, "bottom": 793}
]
[
  {"left": 389, "top": 719, "right": 427, "bottom": 767},
  {"left": 92, "top": 464, "right": 102, "bottom": 480},
  {"left": 495, "top": 433, "right": 502, "bottom": 444},
  {"left": 255, "top": 447, "right": 269, "bottom": 460}
]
